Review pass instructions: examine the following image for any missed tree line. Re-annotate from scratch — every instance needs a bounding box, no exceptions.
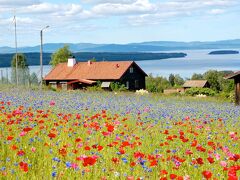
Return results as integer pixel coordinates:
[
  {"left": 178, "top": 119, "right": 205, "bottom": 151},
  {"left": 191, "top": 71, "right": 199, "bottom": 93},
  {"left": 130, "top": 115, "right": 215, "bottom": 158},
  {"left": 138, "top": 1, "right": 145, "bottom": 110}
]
[{"left": 146, "top": 71, "right": 234, "bottom": 94}]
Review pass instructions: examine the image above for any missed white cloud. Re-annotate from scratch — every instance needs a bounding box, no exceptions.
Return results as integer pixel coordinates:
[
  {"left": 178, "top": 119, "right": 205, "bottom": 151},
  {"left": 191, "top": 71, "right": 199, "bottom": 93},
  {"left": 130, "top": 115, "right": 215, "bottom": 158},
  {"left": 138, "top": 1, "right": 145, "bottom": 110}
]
[
  {"left": 208, "top": 9, "right": 225, "bottom": 15},
  {"left": 0, "top": 0, "right": 40, "bottom": 7},
  {"left": 0, "top": 0, "right": 239, "bottom": 45},
  {"left": 82, "top": 0, "right": 136, "bottom": 4},
  {"left": 91, "top": 0, "right": 156, "bottom": 15}
]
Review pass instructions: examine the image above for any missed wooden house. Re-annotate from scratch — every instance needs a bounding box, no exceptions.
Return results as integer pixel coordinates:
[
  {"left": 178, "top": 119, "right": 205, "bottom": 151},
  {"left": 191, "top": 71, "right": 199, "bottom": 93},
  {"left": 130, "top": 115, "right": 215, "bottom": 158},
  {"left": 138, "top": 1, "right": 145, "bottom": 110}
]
[
  {"left": 44, "top": 57, "right": 147, "bottom": 91},
  {"left": 183, "top": 80, "right": 210, "bottom": 91},
  {"left": 225, "top": 71, "right": 240, "bottom": 105}
]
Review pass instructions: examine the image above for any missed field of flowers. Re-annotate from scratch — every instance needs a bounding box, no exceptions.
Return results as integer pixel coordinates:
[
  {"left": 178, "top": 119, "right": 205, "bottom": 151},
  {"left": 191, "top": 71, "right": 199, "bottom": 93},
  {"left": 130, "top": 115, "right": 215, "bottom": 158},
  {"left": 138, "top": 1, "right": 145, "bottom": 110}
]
[{"left": 0, "top": 88, "right": 239, "bottom": 179}]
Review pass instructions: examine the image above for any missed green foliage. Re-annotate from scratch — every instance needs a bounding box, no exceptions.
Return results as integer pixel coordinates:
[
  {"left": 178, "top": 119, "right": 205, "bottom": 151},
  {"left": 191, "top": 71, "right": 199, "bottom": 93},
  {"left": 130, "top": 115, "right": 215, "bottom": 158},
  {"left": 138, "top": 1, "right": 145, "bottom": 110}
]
[
  {"left": 203, "top": 70, "right": 234, "bottom": 93},
  {"left": 146, "top": 74, "right": 170, "bottom": 93},
  {"left": 191, "top": 73, "right": 204, "bottom": 80},
  {"left": 110, "top": 82, "right": 127, "bottom": 92},
  {"left": 89, "top": 57, "right": 97, "bottom": 62},
  {"left": 11, "top": 53, "right": 30, "bottom": 85},
  {"left": 29, "top": 72, "right": 39, "bottom": 85},
  {"left": 50, "top": 45, "right": 72, "bottom": 67},
  {"left": 11, "top": 53, "right": 28, "bottom": 68},
  {"left": 86, "top": 85, "right": 104, "bottom": 92},
  {"left": 174, "top": 74, "right": 184, "bottom": 86},
  {"left": 168, "top": 74, "right": 175, "bottom": 86},
  {"left": 185, "top": 87, "right": 216, "bottom": 96}
]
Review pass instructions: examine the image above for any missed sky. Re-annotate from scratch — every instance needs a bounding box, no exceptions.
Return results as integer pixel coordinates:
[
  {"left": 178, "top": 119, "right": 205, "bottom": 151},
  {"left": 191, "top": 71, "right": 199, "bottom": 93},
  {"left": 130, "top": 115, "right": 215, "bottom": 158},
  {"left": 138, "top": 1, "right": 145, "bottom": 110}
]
[{"left": 0, "top": 0, "right": 240, "bottom": 47}]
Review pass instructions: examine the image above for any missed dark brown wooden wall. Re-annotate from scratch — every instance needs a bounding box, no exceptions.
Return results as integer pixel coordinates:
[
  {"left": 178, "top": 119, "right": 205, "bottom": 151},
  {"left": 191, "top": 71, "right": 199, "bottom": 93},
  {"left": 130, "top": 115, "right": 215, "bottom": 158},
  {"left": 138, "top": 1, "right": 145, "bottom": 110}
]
[
  {"left": 235, "top": 78, "right": 240, "bottom": 105},
  {"left": 120, "top": 64, "right": 146, "bottom": 90}
]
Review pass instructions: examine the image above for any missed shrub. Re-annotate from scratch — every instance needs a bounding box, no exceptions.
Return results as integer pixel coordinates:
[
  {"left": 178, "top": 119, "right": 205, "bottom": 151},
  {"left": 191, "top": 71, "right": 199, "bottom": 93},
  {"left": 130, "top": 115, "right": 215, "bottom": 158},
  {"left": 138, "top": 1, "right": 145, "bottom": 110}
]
[
  {"left": 185, "top": 88, "right": 216, "bottom": 96},
  {"left": 110, "top": 82, "right": 127, "bottom": 92}
]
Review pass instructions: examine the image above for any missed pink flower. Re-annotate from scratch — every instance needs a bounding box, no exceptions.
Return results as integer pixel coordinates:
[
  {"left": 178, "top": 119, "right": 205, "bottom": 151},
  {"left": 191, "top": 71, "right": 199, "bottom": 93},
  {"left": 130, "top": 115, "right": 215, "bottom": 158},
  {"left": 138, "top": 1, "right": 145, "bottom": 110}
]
[
  {"left": 184, "top": 175, "right": 190, "bottom": 180},
  {"left": 31, "top": 147, "right": 36, "bottom": 152},
  {"left": 71, "top": 163, "right": 78, "bottom": 169},
  {"left": 49, "top": 100, "right": 55, "bottom": 106},
  {"left": 20, "top": 131, "right": 27, "bottom": 137},
  {"left": 77, "top": 143, "right": 83, "bottom": 148},
  {"left": 214, "top": 153, "right": 220, "bottom": 160},
  {"left": 220, "top": 161, "right": 227, "bottom": 167},
  {"left": 115, "top": 136, "right": 121, "bottom": 140}
]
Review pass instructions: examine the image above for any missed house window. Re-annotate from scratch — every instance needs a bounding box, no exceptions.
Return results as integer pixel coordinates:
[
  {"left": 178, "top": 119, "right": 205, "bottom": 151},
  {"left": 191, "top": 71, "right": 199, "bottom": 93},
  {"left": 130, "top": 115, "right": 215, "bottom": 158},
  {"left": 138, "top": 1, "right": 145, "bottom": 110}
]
[
  {"left": 49, "top": 82, "right": 57, "bottom": 89},
  {"left": 130, "top": 67, "right": 134, "bottom": 73},
  {"left": 135, "top": 80, "right": 139, "bottom": 88},
  {"left": 126, "top": 81, "right": 129, "bottom": 89},
  {"left": 60, "top": 82, "right": 68, "bottom": 90}
]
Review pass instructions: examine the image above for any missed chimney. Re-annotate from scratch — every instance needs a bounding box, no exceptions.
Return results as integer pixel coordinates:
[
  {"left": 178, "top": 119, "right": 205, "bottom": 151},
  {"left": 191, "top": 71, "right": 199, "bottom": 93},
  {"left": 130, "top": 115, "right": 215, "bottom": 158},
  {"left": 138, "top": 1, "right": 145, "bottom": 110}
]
[
  {"left": 87, "top": 60, "right": 92, "bottom": 66},
  {"left": 67, "top": 56, "right": 76, "bottom": 67}
]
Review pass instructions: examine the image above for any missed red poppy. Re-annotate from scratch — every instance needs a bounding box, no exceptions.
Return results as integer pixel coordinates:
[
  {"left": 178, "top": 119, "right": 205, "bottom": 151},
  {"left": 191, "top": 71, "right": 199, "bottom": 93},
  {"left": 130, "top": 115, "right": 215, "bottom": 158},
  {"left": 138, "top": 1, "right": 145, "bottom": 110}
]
[
  {"left": 160, "top": 170, "right": 168, "bottom": 175},
  {"left": 83, "top": 156, "right": 97, "bottom": 166},
  {"left": 130, "top": 162, "right": 136, "bottom": 167},
  {"left": 202, "top": 170, "right": 212, "bottom": 179},
  {"left": 59, "top": 148, "right": 67, "bottom": 157},
  {"left": 17, "top": 150, "right": 25, "bottom": 156},
  {"left": 23, "top": 127, "right": 33, "bottom": 132},
  {"left": 75, "top": 138, "right": 82, "bottom": 142},
  {"left": 19, "top": 161, "right": 28, "bottom": 172},
  {"left": 97, "top": 145, "right": 103, "bottom": 151},
  {"left": 112, "top": 157, "right": 119, "bottom": 164},
  {"left": 191, "top": 140, "right": 197, "bottom": 147},
  {"left": 196, "top": 158, "right": 204, "bottom": 165},
  {"left": 207, "top": 157, "right": 215, "bottom": 164},
  {"left": 48, "top": 133, "right": 56, "bottom": 138},
  {"left": 170, "top": 174, "right": 177, "bottom": 179},
  {"left": 84, "top": 146, "right": 91, "bottom": 151},
  {"left": 107, "top": 124, "right": 114, "bottom": 132},
  {"left": 7, "top": 136, "right": 14, "bottom": 140}
]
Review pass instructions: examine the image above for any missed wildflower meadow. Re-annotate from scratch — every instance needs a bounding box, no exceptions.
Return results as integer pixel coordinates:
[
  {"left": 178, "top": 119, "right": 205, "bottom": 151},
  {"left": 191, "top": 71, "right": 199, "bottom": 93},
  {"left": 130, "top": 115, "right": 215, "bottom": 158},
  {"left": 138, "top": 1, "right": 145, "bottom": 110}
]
[{"left": 0, "top": 88, "right": 239, "bottom": 179}]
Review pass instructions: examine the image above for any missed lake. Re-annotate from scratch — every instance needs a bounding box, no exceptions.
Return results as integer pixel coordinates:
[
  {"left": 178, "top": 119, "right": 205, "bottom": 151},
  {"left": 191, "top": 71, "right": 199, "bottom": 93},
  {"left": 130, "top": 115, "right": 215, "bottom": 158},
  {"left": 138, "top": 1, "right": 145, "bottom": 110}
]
[{"left": 1, "top": 49, "right": 240, "bottom": 79}]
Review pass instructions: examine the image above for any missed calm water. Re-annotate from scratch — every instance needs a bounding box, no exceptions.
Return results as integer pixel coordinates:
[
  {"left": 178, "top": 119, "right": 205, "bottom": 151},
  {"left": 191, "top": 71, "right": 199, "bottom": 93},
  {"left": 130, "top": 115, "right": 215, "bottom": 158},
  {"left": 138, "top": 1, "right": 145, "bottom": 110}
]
[{"left": 1, "top": 49, "right": 240, "bottom": 79}]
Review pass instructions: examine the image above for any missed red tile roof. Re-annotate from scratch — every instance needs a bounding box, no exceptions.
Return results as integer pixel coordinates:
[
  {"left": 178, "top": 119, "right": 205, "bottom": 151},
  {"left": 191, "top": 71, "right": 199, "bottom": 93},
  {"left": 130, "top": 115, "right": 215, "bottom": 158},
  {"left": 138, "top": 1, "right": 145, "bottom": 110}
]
[{"left": 44, "top": 61, "right": 146, "bottom": 81}]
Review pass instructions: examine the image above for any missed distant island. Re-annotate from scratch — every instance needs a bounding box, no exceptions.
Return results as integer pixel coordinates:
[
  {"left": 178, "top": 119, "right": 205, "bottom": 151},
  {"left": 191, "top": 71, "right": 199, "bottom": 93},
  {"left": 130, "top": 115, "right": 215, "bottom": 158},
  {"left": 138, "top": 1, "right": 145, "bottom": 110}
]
[
  {"left": 209, "top": 50, "right": 239, "bottom": 55},
  {"left": 0, "top": 52, "right": 187, "bottom": 67}
]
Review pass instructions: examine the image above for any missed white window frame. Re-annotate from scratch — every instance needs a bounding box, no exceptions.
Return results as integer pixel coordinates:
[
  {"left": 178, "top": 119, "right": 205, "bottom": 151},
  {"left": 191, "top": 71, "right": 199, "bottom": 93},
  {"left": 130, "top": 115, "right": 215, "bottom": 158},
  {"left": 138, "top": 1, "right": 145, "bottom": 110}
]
[
  {"left": 126, "top": 81, "right": 129, "bottom": 89},
  {"left": 130, "top": 67, "right": 134, "bottom": 73},
  {"left": 49, "top": 82, "right": 57, "bottom": 89}
]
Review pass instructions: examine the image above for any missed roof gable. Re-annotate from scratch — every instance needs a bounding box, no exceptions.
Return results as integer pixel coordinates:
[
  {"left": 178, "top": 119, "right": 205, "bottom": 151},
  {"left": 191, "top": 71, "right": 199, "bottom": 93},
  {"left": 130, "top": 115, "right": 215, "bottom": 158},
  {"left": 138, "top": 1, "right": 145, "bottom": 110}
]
[
  {"left": 225, "top": 71, "right": 240, "bottom": 79},
  {"left": 183, "top": 80, "right": 208, "bottom": 88}
]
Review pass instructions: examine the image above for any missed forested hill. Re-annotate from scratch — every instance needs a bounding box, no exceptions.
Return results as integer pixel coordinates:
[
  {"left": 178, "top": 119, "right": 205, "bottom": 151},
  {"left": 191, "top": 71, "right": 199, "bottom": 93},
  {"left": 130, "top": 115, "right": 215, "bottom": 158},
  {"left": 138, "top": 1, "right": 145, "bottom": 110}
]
[{"left": 0, "top": 52, "right": 187, "bottom": 67}]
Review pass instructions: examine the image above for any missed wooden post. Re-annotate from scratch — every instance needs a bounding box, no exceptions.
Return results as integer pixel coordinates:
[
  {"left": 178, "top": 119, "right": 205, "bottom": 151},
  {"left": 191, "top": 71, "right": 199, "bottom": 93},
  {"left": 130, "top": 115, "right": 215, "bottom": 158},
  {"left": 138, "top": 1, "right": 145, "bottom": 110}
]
[{"left": 235, "top": 79, "right": 240, "bottom": 105}]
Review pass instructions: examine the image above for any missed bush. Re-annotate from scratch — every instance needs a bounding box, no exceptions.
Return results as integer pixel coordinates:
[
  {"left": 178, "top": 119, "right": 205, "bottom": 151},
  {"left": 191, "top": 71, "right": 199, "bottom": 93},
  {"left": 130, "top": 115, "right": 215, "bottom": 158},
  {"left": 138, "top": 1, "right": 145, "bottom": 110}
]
[
  {"left": 185, "top": 88, "right": 216, "bottom": 96},
  {"left": 110, "top": 82, "right": 127, "bottom": 92}
]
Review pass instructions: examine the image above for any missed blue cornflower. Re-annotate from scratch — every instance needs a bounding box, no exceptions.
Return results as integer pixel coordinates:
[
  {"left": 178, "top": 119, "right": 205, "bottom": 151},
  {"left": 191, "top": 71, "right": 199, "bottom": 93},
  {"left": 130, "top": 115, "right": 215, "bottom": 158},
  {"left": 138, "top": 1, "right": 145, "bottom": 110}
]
[
  {"left": 122, "top": 158, "right": 128, "bottom": 163},
  {"left": 52, "top": 171, "right": 57, "bottom": 177},
  {"left": 66, "top": 162, "right": 71, "bottom": 168}
]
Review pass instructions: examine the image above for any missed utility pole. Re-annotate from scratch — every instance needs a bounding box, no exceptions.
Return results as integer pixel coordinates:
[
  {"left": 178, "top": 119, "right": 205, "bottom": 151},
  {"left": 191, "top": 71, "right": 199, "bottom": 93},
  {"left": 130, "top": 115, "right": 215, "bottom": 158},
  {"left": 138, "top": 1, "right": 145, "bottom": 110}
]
[
  {"left": 6, "top": 68, "right": 8, "bottom": 84},
  {"left": 1, "top": 70, "right": 3, "bottom": 84},
  {"left": 40, "top": 25, "right": 49, "bottom": 90},
  {"left": 14, "top": 14, "right": 19, "bottom": 86}
]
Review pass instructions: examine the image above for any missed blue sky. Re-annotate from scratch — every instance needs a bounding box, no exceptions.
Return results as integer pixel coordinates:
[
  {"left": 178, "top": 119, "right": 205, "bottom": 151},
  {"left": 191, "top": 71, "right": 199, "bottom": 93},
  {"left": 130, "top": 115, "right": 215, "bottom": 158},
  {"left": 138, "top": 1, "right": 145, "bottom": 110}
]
[{"left": 0, "top": 0, "right": 240, "bottom": 47}]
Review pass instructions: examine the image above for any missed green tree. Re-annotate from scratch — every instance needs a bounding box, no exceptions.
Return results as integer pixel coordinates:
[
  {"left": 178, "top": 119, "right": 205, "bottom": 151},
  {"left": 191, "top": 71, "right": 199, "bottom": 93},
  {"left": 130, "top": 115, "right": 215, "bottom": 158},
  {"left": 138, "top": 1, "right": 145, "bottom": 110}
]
[
  {"left": 203, "top": 70, "right": 222, "bottom": 92},
  {"left": 174, "top": 74, "right": 184, "bottom": 86},
  {"left": 50, "top": 45, "right": 72, "bottom": 67},
  {"left": 89, "top": 57, "right": 97, "bottom": 62},
  {"left": 191, "top": 73, "right": 203, "bottom": 80},
  {"left": 29, "top": 72, "right": 39, "bottom": 85},
  {"left": 169, "top": 74, "right": 175, "bottom": 87},
  {"left": 11, "top": 53, "right": 30, "bottom": 85},
  {"left": 146, "top": 74, "right": 170, "bottom": 93}
]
